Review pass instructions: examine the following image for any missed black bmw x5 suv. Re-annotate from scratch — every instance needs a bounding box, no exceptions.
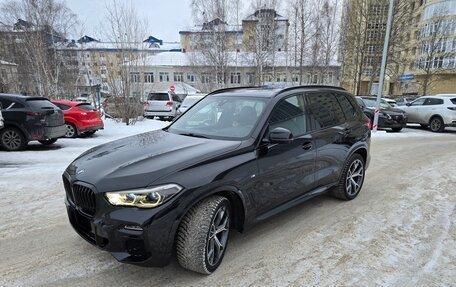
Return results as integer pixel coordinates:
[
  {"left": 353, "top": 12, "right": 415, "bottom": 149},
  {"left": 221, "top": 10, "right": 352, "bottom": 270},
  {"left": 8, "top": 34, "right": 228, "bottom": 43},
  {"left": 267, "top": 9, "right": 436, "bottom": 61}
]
[{"left": 63, "top": 86, "right": 371, "bottom": 274}]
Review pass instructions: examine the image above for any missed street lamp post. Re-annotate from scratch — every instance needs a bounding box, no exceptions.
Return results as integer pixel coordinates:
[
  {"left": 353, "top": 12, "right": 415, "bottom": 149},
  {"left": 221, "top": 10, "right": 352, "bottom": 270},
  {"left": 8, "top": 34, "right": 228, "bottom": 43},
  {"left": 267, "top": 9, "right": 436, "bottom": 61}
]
[{"left": 373, "top": 0, "right": 394, "bottom": 132}]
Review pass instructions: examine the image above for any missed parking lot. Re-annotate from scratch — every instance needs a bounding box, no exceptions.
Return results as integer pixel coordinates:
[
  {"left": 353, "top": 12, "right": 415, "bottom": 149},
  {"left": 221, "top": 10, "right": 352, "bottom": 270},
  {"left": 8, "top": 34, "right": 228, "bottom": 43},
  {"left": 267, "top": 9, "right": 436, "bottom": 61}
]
[{"left": 0, "top": 121, "right": 455, "bottom": 286}]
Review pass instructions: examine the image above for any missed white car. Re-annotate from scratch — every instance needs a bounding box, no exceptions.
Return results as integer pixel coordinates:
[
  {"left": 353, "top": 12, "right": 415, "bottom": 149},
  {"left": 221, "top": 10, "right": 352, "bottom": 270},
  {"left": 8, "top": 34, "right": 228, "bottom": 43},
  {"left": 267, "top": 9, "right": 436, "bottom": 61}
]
[
  {"left": 401, "top": 94, "right": 456, "bottom": 132},
  {"left": 384, "top": 98, "right": 398, "bottom": 107},
  {"left": 177, "top": 94, "right": 206, "bottom": 115}
]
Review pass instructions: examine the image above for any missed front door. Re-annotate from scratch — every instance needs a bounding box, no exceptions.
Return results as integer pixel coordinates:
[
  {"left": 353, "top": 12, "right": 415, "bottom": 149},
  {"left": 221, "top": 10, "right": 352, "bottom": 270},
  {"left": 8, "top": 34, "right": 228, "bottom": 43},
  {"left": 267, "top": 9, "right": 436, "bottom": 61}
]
[{"left": 253, "top": 94, "right": 316, "bottom": 215}]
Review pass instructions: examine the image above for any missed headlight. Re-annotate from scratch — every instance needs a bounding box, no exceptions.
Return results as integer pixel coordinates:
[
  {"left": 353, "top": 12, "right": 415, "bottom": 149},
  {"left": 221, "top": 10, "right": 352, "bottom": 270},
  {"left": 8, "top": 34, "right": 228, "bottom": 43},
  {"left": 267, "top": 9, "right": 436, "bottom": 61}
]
[
  {"left": 105, "top": 184, "right": 183, "bottom": 208},
  {"left": 381, "top": 112, "right": 392, "bottom": 120}
]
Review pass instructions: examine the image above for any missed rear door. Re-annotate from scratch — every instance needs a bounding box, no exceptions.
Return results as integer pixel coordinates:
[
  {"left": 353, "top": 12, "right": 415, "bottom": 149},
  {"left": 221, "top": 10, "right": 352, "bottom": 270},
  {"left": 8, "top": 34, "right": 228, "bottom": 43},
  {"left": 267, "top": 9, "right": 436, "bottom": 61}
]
[
  {"left": 305, "top": 91, "right": 351, "bottom": 188},
  {"left": 26, "top": 98, "right": 64, "bottom": 127},
  {"left": 147, "top": 93, "right": 170, "bottom": 111}
]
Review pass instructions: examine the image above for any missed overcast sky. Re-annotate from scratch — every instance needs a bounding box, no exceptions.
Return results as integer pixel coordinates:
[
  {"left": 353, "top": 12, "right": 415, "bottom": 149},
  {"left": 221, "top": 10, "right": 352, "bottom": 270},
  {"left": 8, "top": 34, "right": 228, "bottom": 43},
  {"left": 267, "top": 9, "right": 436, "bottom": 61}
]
[{"left": 65, "top": 0, "right": 193, "bottom": 42}]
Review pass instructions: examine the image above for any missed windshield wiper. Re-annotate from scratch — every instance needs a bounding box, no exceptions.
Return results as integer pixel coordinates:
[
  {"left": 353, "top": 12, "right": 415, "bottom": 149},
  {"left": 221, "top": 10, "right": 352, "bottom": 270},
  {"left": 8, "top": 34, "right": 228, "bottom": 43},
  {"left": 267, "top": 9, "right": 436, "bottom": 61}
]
[{"left": 178, "top": 132, "right": 210, "bottom": 139}]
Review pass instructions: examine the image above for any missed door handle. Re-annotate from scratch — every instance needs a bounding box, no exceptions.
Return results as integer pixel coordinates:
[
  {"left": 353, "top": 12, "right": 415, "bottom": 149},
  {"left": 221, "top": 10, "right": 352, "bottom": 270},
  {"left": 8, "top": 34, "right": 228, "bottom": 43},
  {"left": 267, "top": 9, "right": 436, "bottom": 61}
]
[{"left": 302, "top": 142, "right": 313, "bottom": 150}]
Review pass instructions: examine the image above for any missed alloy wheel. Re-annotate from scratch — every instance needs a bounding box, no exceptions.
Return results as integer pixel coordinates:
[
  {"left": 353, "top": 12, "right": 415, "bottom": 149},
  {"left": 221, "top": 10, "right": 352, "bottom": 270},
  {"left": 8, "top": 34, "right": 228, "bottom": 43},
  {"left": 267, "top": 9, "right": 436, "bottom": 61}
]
[
  {"left": 2, "top": 130, "right": 22, "bottom": 150},
  {"left": 65, "top": 124, "right": 76, "bottom": 138},
  {"left": 430, "top": 118, "right": 442, "bottom": 132},
  {"left": 207, "top": 205, "right": 230, "bottom": 266},
  {"left": 345, "top": 159, "right": 364, "bottom": 196}
]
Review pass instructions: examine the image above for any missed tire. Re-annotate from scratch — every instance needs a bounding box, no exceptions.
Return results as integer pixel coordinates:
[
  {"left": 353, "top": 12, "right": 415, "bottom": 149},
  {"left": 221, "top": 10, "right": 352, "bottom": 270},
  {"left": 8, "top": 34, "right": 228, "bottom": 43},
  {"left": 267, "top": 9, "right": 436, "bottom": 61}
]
[
  {"left": 176, "top": 196, "right": 231, "bottom": 275},
  {"left": 391, "top": 127, "right": 402, "bottom": 132},
  {"left": 64, "top": 123, "right": 78, "bottom": 138},
  {"left": 332, "top": 153, "right": 365, "bottom": 200},
  {"left": 0, "top": 127, "right": 27, "bottom": 151},
  {"left": 158, "top": 116, "right": 164, "bottom": 121},
  {"left": 429, "top": 116, "right": 444, "bottom": 132},
  {"left": 38, "top": 138, "right": 58, "bottom": 145}
]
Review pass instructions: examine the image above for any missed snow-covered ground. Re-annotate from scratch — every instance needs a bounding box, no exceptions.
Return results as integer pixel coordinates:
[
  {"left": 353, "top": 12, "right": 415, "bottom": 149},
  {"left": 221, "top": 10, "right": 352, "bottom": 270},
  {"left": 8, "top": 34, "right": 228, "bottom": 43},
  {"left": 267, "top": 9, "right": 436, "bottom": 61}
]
[
  {"left": 0, "top": 119, "right": 168, "bottom": 240},
  {"left": 0, "top": 120, "right": 455, "bottom": 286}
]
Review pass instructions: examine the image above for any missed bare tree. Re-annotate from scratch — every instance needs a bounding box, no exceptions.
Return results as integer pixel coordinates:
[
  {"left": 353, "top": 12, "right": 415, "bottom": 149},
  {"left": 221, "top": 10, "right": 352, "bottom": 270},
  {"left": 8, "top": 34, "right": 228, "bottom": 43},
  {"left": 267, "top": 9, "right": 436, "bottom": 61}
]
[
  {"left": 0, "top": 0, "right": 78, "bottom": 98},
  {"left": 101, "top": 0, "right": 148, "bottom": 125}
]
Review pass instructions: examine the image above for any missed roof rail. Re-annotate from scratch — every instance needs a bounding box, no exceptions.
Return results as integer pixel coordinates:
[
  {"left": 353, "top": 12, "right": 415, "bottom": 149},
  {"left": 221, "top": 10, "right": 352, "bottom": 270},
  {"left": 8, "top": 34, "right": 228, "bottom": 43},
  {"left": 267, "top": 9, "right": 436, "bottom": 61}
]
[
  {"left": 274, "top": 85, "right": 346, "bottom": 96},
  {"left": 207, "top": 86, "right": 263, "bottom": 96}
]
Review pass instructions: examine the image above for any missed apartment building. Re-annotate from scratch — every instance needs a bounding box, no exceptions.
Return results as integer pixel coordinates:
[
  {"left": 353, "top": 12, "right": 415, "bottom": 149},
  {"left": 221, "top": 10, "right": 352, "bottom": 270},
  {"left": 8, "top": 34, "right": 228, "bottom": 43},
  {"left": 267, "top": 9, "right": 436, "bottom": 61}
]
[{"left": 340, "top": 0, "right": 456, "bottom": 96}]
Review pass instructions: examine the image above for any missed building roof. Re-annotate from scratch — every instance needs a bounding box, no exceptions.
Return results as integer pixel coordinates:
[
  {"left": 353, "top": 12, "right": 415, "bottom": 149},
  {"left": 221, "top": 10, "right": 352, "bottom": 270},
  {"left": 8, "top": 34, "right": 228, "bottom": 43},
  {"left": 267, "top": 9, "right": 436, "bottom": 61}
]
[
  {"left": 243, "top": 9, "right": 288, "bottom": 22},
  {"left": 138, "top": 51, "right": 340, "bottom": 68},
  {"left": 56, "top": 40, "right": 181, "bottom": 52},
  {"left": 146, "top": 82, "right": 200, "bottom": 94}
]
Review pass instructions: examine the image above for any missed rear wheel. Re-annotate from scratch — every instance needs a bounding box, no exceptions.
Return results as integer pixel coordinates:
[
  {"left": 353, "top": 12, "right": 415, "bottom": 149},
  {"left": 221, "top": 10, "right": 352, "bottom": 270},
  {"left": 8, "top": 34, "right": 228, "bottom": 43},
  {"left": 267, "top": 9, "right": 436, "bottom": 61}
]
[
  {"left": 429, "top": 116, "right": 444, "bottom": 132},
  {"left": 176, "top": 196, "right": 231, "bottom": 274},
  {"left": 0, "top": 127, "right": 27, "bottom": 151},
  {"left": 391, "top": 127, "right": 402, "bottom": 132},
  {"left": 38, "top": 138, "right": 58, "bottom": 145},
  {"left": 64, "top": 123, "right": 78, "bottom": 138},
  {"left": 332, "top": 154, "right": 365, "bottom": 200}
]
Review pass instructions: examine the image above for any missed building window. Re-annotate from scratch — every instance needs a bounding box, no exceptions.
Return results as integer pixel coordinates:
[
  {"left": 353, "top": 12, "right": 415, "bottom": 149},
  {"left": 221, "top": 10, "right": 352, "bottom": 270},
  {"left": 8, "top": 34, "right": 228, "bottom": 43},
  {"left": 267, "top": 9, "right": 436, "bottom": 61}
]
[
  {"left": 246, "top": 72, "right": 255, "bottom": 84},
  {"left": 174, "top": 72, "right": 184, "bottom": 82},
  {"left": 159, "top": 72, "right": 169, "bottom": 82},
  {"left": 102, "top": 78, "right": 108, "bottom": 83},
  {"left": 230, "top": 72, "right": 241, "bottom": 84},
  {"left": 187, "top": 73, "right": 196, "bottom": 82},
  {"left": 276, "top": 73, "right": 287, "bottom": 82},
  {"left": 201, "top": 73, "right": 211, "bottom": 83},
  {"left": 101, "top": 69, "right": 106, "bottom": 75},
  {"left": 144, "top": 73, "right": 154, "bottom": 83},
  {"left": 312, "top": 74, "right": 319, "bottom": 84},
  {"left": 130, "top": 72, "right": 140, "bottom": 83}
]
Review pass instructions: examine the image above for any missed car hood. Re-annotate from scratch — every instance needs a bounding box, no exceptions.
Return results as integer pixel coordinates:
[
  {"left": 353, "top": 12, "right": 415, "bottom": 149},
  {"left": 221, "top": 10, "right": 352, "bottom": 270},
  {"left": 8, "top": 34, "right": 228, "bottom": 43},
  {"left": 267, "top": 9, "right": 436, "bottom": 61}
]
[{"left": 66, "top": 130, "right": 241, "bottom": 192}]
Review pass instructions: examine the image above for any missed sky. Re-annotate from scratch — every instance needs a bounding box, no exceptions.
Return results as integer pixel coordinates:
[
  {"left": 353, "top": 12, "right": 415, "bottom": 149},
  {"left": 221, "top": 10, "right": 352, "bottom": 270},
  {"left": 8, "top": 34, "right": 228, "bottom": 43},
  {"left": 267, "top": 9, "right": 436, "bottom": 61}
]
[{"left": 65, "top": 0, "right": 193, "bottom": 42}]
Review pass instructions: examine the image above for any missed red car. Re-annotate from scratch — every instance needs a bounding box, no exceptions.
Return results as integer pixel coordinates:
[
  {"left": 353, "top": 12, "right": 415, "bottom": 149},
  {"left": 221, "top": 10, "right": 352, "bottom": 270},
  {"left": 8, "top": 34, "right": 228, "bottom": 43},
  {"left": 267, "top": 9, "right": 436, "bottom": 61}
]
[{"left": 51, "top": 100, "right": 104, "bottom": 138}]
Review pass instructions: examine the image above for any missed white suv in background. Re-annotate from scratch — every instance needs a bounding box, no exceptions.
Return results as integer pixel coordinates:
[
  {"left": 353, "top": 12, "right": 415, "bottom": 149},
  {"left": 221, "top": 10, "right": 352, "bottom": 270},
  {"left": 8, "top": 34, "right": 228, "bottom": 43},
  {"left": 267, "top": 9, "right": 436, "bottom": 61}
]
[
  {"left": 402, "top": 94, "right": 456, "bottom": 132},
  {"left": 144, "top": 92, "right": 182, "bottom": 121}
]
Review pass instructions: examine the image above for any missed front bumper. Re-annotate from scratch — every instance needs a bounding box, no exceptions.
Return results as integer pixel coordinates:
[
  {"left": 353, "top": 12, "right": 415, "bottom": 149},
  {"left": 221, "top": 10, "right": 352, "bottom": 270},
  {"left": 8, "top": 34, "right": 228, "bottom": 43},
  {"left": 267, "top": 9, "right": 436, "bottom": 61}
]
[
  {"left": 378, "top": 115, "right": 408, "bottom": 129},
  {"left": 64, "top": 178, "right": 179, "bottom": 267},
  {"left": 144, "top": 110, "right": 176, "bottom": 117}
]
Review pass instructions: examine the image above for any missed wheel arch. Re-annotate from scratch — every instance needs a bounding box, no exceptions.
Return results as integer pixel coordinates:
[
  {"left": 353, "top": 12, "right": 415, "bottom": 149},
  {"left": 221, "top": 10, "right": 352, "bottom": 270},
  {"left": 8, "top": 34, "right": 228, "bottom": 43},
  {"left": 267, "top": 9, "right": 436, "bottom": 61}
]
[{"left": 1, "top": 122, "right": 29, "bottom": 140}]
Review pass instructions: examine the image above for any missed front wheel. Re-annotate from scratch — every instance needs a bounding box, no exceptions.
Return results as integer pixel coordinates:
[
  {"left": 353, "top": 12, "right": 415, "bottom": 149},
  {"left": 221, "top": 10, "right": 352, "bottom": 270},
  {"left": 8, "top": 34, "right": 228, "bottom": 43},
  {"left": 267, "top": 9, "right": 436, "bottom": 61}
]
[
  {"left": 429, "top": 116, "right": 444, "bottom": 132},
  {"left": 38, "top": 138, "right": 58, "bottom": 145},
  {"left": 391, "top": 127, "right": 402, "bottom": 132},
  {"left": 332, "top": 154, "right": 365, "bottom": 200},
  {"left": 176, "top": 196, "right": 231, "bottom": 274}
]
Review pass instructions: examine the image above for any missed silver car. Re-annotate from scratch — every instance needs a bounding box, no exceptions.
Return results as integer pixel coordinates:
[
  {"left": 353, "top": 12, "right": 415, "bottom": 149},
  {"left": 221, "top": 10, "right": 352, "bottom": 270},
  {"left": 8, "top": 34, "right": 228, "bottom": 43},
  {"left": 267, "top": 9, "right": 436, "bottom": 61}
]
[
  {"left": 177, "top": 94, "right": 206, "bottom": 115},
  {"left": 401, "top": 94, "right": 456, "bottom": 132},
  {"left": 144, "top": 92, "right": 182, "bottom": 120}
]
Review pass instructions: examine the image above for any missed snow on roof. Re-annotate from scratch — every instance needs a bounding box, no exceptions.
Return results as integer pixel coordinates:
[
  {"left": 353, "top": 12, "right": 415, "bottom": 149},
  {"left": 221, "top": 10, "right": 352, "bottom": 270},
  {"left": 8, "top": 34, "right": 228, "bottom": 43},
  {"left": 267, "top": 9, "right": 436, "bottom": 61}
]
[
  {"left": 146, "top": 82, "right": 200, "bottom": 94},
  {"left": 56, "top": 41, "right": 181, "bottom": 52},
  {"left": 139, "top": 51, "right": 340, "bottom": 68}
]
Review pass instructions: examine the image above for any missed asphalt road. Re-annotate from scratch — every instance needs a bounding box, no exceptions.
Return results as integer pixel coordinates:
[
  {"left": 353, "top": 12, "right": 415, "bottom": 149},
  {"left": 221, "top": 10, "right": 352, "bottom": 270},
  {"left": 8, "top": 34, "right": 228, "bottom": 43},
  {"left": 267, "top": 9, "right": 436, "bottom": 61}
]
[{"left": 1, "top": 132, "right": 455, "bottom": 286}]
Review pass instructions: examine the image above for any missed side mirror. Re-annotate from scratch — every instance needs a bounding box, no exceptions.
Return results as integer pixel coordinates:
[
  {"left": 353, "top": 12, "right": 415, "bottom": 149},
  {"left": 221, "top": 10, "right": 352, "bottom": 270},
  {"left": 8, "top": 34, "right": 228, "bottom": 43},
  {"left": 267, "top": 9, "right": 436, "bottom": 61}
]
[{"left": 269, "top": 127, "right": 293, "bottom": 144}]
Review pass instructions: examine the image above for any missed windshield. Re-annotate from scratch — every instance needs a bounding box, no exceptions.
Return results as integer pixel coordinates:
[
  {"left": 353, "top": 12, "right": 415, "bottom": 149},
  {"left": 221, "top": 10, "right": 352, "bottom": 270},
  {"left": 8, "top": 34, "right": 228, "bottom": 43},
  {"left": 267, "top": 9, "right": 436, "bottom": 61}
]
[
  {"left": 362, "top": 98, "right": 391, "bottom": 109},
  {"left": 182, "top": 97, "right": 203, "bottom": 107},
  {"left": 168, "top": 96, "right": 268, "bottom": 140}
]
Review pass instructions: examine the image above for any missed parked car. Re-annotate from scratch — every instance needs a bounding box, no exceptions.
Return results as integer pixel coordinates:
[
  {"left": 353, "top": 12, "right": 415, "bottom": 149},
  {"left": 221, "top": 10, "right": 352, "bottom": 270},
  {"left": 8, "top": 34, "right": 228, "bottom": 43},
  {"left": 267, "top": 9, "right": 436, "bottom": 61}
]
[
  {"left": 52, "top": 100, "right": 104, "bottom": 138},
  {"left": 383, "top": 98, "right": 398, "bottom": 107},
  {"left": 75, "top": 96, "right": 90, "bottom": 103},
  {"left": 177, "top": 93, "right": 206, "bottom": 115},
  {"left": 356, "top": 96, "right": 407, "bottom": 132},
  {"left": 144, "top": 92, "right": 182, "bottom": 120},
  {"left": 395, "top": 96, "right": 417, "bottom": 106},
  {"left": 63, "top": 86, "right": 371, "bottom": 274},
  {"left": 401, "top": 94, "right": 456, "bottom": 132},
  {"left": 0, "top": 93, "right": 66, "bottom": 151}
]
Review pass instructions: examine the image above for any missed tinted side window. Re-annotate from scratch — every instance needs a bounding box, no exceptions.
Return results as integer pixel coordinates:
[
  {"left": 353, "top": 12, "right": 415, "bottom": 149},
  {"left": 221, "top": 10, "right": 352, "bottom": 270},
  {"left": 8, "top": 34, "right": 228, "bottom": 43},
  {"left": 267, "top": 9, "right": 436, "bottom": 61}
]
[
  {"left": 77, "top": 104, "right": 96, "bottom": 111},
  {"left": 269, "top": 94, "right": 307, "bottom": 137},
  {"left": 424, "top": 98, "right": 444, "bottom": 105},
  {"left": 451, "top": 98, "right": 456, "bottom": 105},
  {"left": 411, "top": 98, "right": 426, "bottom": 106},
  {"left": 307, "top": 92, "right": 346, "bottom": 129},
  {"left": 336, "top": 93, "right": 357, "bottom": 120},
  {"left": 0, "top": 99, "right": 24, "bottom": 109},
  {"left": 172, "top": 94, "right": 182, "bottom": 102},
  {"left": 55, "top": 103, "right": 71, "bottom": 110}
]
